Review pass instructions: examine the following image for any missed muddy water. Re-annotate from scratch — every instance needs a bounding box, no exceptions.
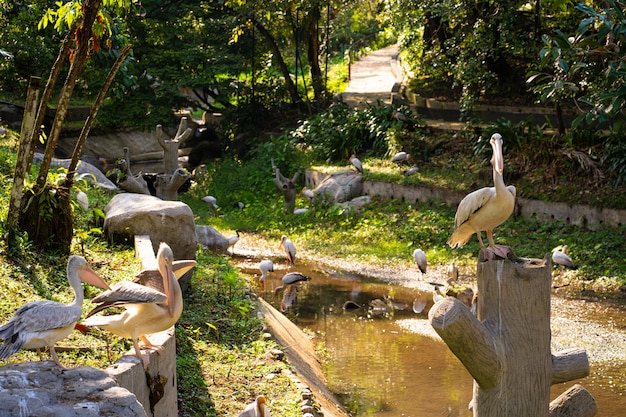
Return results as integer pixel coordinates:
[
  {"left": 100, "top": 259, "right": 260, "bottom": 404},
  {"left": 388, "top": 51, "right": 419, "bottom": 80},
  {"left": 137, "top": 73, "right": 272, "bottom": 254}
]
[{"left": 238, "top": 258, "right": 626, "bottom": 417}]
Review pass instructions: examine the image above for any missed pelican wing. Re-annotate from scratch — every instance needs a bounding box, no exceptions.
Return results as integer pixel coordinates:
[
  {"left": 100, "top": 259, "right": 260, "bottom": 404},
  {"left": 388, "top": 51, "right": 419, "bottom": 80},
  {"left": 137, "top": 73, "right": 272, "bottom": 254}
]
[
  {"left": 86, "top": 281, "right": 167, "bottom": 318},
  {"left": 1, "top": 301, "right": 81, "bottom": 337},
  {"left": 453, "top": 187, "right": 495, "bottom": 230}
]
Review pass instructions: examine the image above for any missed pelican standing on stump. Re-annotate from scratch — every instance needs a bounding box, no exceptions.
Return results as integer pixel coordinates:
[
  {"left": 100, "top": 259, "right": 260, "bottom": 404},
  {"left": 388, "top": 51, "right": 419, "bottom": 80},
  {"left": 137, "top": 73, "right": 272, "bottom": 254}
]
[
  {"left": 349, "top": 154, "right": 363, "bottom": 173},
  {"left": 447, "top": 133, "right": 516, "bottom": 260},
  {"left": 81, "top": 242, "right": 196, "bottom": 368},
  {"left": 280, "top": 235, "right": 296, "bottom": 266},
  {"left": 0, "top": 255, "right": 109, "bottom": 368},
  {"left": 413, "top": 248, "right": 427, "bottom": 278}
]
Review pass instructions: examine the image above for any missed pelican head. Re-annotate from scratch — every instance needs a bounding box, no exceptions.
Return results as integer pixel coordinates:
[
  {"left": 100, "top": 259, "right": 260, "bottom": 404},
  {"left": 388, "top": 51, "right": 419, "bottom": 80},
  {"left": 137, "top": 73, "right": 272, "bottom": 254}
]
[{"left": 490, "top": 133, "right": 504, "bottom": 175}]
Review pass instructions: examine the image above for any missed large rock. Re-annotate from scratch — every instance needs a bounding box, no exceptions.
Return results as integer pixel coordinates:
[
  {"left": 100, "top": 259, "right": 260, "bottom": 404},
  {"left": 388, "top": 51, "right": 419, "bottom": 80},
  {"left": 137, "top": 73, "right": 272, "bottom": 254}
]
[
  {"left": 104, "top": 194, "right": 197, "bottom": 290},
  {"left": 195, "top": 225, "right": 230, "bottom": 254},
  {"left": 314, "top": 170, "right": 363, "bottom": 203},
  {"left": 0, "top": 362, "right": 147, "bottom": 417}
]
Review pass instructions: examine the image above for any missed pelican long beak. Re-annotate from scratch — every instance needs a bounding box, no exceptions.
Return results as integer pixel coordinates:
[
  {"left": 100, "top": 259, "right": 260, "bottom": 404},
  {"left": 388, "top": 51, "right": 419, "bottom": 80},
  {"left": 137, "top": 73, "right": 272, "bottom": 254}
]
[
  {"left": 490, "top": 134, "right": 504, "bottom": 176},
  {"left": 163, "top": 261, "right": 175, "bottom": 316},
  {"left": 172, "top": 260, "right": 197, "bottom": 280},
  {"left": 78, "top": 265, "right": 111, "bottom": 290}
]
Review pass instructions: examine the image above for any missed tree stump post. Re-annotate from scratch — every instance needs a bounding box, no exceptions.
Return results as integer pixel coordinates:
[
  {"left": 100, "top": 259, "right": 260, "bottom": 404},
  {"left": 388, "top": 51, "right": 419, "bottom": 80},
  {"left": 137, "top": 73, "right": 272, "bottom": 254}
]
[
  {"left": 153, "top": 117, "right": 192, "bottom": 200},
  {"left": 271, "top": 158, "right": 298, "bottom": 212},
  {"left": 429, "top": 252, "right": 597, "bottom": 417}
]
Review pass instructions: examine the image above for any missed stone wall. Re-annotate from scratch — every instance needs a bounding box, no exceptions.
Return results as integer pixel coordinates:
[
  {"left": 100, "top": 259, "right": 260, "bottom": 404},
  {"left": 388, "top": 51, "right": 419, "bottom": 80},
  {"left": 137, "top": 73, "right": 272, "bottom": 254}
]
[
  {"left": 305, "top": 170, "right": 626, "bottom": 230},
  {"left": 0, "top": 329, "right": 178, "bottom": 417}
]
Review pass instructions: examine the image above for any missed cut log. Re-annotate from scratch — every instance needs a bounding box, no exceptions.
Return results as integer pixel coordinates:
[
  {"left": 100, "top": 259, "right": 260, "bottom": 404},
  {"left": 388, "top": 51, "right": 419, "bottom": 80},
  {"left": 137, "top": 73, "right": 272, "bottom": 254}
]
[
  {"left": 549, "top": 384, "right": 597, "bottom": 417},
  {"left": 552, "top": 348, "right": 590, "bottom": 385}
]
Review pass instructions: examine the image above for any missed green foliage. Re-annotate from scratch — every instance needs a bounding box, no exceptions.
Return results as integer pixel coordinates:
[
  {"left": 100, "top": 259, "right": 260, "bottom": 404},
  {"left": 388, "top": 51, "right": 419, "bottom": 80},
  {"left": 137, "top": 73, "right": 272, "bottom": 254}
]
[
  {"left": 291, "top": 101, "right": 424, "bottom": 163},
  {"left": 477, "top": 117, "right": 548, "bottom": 160},
  {"left": 176, "top": 251, "right": 301, "bottom": 417}
]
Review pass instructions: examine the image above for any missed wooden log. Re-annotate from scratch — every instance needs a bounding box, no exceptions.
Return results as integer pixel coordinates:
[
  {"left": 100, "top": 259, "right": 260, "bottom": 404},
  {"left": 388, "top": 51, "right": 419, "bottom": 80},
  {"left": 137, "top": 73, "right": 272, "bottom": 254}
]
[
  {"left": 549, "top": 384, "right": 598, "bottom": 417},
  {"left": 428, "top": 297, "right": 500, "bottom": 389},
  {"left": 473, "top": 254, "right": 552, "bottom": 417},
  {"left": 552, "top": 348, "right": 589, "bottom": 385}
]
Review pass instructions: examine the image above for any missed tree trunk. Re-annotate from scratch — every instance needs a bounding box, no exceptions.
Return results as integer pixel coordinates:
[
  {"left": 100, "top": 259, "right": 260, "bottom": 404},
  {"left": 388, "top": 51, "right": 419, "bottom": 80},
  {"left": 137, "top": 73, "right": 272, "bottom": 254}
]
[
  {"left": 251, "top": 18, "right": 301, "bottom": 104},
  {"left": 429, "top": 253, "right": 596, "bottom": 417},
  {"left": 18, "top": 0, "right": 102, "bottom": 253},
  {"left": 35, "top": 0, "right": 103, "bottom": 190},
  {"left": 303, "top": 7, "right": 323, "bottom": 103},
  {"left": 7, "top": 76, "right": 41, "bottom": 249}
]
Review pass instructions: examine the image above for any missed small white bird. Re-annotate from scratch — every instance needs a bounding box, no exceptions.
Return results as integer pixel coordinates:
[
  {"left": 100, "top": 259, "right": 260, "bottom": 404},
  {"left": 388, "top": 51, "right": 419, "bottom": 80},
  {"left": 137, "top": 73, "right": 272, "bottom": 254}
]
[
  {"left": 201, "top": 195, "right": 218, "bottom": 209},
  {"left": 413, "top": 248, "right": 427, "bottom": 276},
  {"left": 227, "top": 230, "right": 242, "bottom": 254},
  {"left": 552, "top": 245, "right": 577, "bottom": 275},
  {"left": 349, "top": 154, "right": 363, "bottom": 173},
  {"left": 433, "top": 286, "right": 445, "bottom": 303},
  {"left": 391, "top": 151, "right": 411, "bottom": 164},
  {"left": 280, "top": 235, "right": 296, "bottom": 266},
  {"left": 76, "top": 188, "right": 89, "bottom": 211},
  {"left": 293, "top": 208, "right": 309, "bottom": 215},
  {"left": 258, "top": 260, "right": 274, "bottom": 282},
  {"left": 238, "top": 395, "right": 270, "bottom": 417},
  {"left": 403, "top": 165, "right": 419, "bottom": 176}
]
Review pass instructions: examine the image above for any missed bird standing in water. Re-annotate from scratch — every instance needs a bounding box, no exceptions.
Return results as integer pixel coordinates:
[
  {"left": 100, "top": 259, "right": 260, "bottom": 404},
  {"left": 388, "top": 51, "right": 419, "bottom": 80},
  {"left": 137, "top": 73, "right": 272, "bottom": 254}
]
[
  {"left": 280, "top": 235, "right": 296, "bottom": 267},
  {"left": 447, "top": 133, "right": 516, "bottom": 260}
]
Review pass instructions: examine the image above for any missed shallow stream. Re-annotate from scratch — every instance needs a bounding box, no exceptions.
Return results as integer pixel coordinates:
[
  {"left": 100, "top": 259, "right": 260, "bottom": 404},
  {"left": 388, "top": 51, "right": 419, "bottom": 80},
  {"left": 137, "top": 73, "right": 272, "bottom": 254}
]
[{"left": 237, "top": 257, "right": 626, "bottom": 417}]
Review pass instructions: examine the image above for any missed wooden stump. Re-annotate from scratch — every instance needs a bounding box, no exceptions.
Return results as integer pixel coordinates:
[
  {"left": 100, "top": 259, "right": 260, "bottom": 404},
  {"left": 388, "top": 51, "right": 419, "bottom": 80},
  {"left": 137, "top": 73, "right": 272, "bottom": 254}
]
[{"left": 429, "top": 252, "right": 597, "bottom": 417}]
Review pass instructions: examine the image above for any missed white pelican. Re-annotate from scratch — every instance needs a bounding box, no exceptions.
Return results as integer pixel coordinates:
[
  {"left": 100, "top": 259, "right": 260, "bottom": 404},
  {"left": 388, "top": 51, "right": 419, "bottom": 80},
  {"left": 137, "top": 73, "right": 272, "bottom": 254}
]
[
  {"left": 349, "top": 154, "right": 363, "bottom": 173},
  {"left": 413, "top": 248, "right": 427, "bottom": 277},
  {"left": 81, "top": 242, "right": 196, "bottom": 368},
  {"left": 76, "top": 188, "right": 89, "bottom": 211},
  {"left": 238, "top": 395, "right": 270, "bottom": 417},
  {"left": 201, "top": 195, "right": 218, "bottom": 209},
  {"left": 280, "top": 235, "right": 296, "bottom": 266},
  {"left": 391, "top": 151, "right": 411, "bottom": 164},
  {"left": 258, "top": 259, "right": 274, "bottom": 283},
  {"left": 447, "top": 133, "right": 516, "bottom": 260},
  {"left": 552, "top": 245, "right": 577, "bottom": 275},
  {"left": 0, "top": 255, "right": 109, "bottom": 368}
]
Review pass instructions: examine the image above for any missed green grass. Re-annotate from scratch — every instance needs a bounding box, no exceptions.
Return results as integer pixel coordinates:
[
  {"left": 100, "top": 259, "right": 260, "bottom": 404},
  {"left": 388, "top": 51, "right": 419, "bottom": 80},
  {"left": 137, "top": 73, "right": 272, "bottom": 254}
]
[{"left": 1, "top": 116, "right": 625, "bottom": 416}]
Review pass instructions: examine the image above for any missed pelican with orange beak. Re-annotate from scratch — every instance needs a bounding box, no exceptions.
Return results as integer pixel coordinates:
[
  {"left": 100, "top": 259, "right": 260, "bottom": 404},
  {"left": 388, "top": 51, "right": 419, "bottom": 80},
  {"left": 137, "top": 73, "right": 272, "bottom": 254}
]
[
  {"left": 447, "top": 133, "right": 516, "bottom": 260},
  {"left": 81, "top": 242, "right": 196, "bottom": 368}
]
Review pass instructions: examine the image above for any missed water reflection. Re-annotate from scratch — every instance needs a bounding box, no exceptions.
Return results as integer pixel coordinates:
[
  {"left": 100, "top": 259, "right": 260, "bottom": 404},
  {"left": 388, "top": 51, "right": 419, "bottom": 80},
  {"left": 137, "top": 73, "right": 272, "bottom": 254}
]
[{"left": 237, "top": 258, "right": 626, "bottom": 417}]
